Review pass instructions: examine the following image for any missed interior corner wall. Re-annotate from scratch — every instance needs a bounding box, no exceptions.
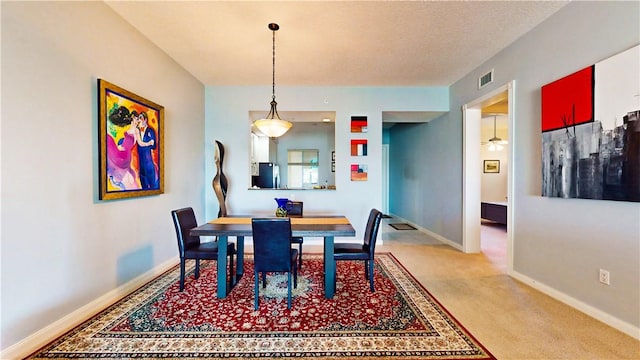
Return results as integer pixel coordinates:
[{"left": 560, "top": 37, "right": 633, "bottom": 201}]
[
  {"left": 450, "top": 1, "right": 640, "bottom": 329},
  {"left": 1, "top": 2, "right": 205, "bottom": 349},
  {"left": 388, "top": 112, "right": 462, "bottom": 243}
]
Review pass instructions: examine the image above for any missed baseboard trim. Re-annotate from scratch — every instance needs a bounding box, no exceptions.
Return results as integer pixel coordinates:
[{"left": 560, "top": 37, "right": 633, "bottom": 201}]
[
  {"left": 510, "top": 270, "right": 640, "bottom": 340},
  {"left": 415, "top": 225, "right": 462, "bottom": 251},
  {"left": 1, "top": 257, "right": 179, "bottom": 359},
  {"left": 386, "top": 214, "right": 639, "bottom": 339},
  {"left": 385, "top": 213, "right": 462, "bottom": 250}
]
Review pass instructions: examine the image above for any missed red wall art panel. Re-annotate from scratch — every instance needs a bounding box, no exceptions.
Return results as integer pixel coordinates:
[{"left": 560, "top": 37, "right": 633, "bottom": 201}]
[
  {"left": 350, "top": 116, "right": 368, "bottom": 133},
  {"left": 350, "top": 139, "right": 368, "bottom": 156},
  {"left": 541, "top": 65, "right": 594, "bottom": 132}
]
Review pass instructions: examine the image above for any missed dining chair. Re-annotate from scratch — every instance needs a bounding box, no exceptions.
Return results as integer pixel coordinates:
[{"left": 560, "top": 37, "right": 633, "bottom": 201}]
[
  {"left": 251, "top": 217, "right": 298, "bottom": 309},
  {"left": 333, "top": 208, "right": 383, "bottom": 292},
  {"left": 171, "top": 207, "right": 236, "bottom": 292},
  {"left": 286, "top": 201, "right": 304, "bottom": 268}
]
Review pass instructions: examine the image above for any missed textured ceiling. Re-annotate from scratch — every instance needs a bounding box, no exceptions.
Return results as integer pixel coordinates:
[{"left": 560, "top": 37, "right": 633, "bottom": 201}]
[{"left": 106, "top": 1, "right": 568, "bottom": 87}]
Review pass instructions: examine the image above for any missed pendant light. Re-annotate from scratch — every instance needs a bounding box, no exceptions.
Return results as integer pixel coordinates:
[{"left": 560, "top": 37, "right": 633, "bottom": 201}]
[
  {"left": 487, "top": 115, "right": 507, "bottom": 151},
  {"left": 254, "top": 23, "right": 292, "bottom": 138}
]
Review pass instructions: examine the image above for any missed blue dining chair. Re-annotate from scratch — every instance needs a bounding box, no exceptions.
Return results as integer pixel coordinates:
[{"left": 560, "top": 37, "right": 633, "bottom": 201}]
[
  {"left": 251, "top": 217, "right": 298, "bottom": 309},
  {"left": 286, "top": 201, "right": 304, "bottom": 268},
  {"left": 333, "top": 208, "right": 383, "bottom": 292},
  {"left": 171, "top": 207, "right": 236, "bottom": 292}
]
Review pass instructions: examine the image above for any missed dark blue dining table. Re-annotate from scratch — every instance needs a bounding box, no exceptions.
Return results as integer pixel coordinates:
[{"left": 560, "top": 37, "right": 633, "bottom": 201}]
[{"left": 189, "top": 215, "right": 356, "bottom": 299}]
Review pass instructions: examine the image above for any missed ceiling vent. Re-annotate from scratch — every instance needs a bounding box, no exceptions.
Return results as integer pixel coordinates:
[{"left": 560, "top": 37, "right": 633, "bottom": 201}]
[{"left": 478, "top": 69, "right": 494, "bottom": 89}]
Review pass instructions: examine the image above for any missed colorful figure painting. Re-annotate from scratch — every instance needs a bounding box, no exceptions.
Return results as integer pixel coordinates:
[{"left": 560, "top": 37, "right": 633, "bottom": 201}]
[
  {"left": 98, "top": 79, "right": 164, "bottom": 200},
  {"left": 541, "top": 45, "right": 639, "bottom": 202}
]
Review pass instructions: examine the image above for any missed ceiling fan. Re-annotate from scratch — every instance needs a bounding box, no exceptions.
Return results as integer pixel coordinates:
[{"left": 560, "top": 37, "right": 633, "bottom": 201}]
[{"left": 482, "top": 115, "right": 508, "bottom": 151}]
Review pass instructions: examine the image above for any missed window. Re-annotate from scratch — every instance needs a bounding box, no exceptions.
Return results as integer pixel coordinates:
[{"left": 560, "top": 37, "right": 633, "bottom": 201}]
[{"left": 287, "top": 150, "right": 319, "bottom": 189}]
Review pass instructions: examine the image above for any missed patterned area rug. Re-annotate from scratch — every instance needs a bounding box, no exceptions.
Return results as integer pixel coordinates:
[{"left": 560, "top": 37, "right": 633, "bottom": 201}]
[{"left": 29, "top": 253, "right": 494, "bottom": 359}]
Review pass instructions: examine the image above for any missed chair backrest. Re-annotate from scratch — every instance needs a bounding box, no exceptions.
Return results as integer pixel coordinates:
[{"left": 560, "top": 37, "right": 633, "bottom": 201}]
[
  {"left": 363, "top": 208, "right": 383, "bottom": 256},
  {"left": 286, "top": 201, "right": 303, "bottom": 217},
  {"left": 252, "top": 218, "right": 293, "bottom": 272},
  {"left": 171, "top": 207, "right": 200, "bottom": 256}
]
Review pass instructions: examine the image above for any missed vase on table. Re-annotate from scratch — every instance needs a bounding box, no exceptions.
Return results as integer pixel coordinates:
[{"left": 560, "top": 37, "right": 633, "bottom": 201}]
[{"left": 275, "top": 198, "right": 289, "bottom": 217}]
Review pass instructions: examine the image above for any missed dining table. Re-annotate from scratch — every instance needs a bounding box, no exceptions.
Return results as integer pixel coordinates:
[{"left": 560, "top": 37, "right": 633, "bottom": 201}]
[{"left": 189, "top": 215, "right": 356, "bottom": 299}]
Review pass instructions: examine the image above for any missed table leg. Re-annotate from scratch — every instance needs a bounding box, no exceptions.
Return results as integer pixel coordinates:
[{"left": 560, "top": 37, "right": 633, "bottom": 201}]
[
  {"left": 236, "top": 236, "right": 245, "bottom": 284},
  {"left": 324, "top": 236, "right": 335, "bottom": 299},
  {"left": 217, "top": 235, "right": 228, "bottom": 298}
]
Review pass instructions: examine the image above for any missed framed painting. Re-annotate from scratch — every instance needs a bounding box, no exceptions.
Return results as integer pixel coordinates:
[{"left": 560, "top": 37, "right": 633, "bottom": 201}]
[
  {"left": 351, "top": 116, "right": 368, "bottom": 133},
  {"left": 483, "top": 160, "right": 500, "bottom": 173},
  {"left": 351, "top": 164, "right": 368, "bottom": 181},
  {"left": 350, "top": 139, "right": 368, "bottom": 156},
  {"left": 541, "top": 45, "right": 639, "bottom": 201},
  {"left": 98, "top": 79, "right": 164, "bottom": 200}
]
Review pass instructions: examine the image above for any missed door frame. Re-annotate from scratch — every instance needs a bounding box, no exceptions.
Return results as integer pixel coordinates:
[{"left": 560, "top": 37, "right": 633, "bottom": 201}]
[
  {"left": 381, "top": 144, "right": 389, "bottom": 214},
  {"left": 462, "top": 80, "right": 515, "bottom": 274}
]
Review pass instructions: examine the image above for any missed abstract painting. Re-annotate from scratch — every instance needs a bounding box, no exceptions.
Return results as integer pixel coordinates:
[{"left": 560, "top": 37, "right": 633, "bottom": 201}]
[
  {"left": 351, "top": 115, "right": 368, "bottom": 133},
  {"left": 541, "top": 45, "right": 639, "bottom": 202},
  {"left": 98, "top": 79, "right": 164, "bottom": 200},
  {"left": 351, "top": 164, "right": 368, "bottom": 181},
  {"left": 351, "top": 139, "right": 368, "bottom": 156}
]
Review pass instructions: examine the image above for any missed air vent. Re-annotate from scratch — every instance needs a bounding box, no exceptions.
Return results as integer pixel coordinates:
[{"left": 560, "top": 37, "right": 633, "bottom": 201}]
[{"left": 478, "top": 69, "right": 494, "bottom": 89}]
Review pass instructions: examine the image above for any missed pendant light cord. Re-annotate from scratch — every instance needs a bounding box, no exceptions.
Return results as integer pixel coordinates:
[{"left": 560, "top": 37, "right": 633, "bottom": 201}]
[
  {"left": 254, "top": 23, "right": 291, "bottom": 138},
  {"left": 493, "top": 116, "right": 497, "bottom": 138},
  {"left": 271, "top": 27, "right": 276, "bottom": 101}
]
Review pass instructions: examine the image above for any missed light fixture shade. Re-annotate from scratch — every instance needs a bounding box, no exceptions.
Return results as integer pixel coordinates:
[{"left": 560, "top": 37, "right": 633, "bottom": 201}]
[
  {"left": 254, "top": 118, "right": 292, "bottom": 138},
  {"left": 488, "top": 141, "right": 504, "bottom": 152}
]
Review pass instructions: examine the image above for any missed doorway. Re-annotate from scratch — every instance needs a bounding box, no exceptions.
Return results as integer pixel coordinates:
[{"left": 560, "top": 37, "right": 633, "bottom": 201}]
[
  {"left": 381, "top": 144, "right": 389, "bottom": 214},
  {"left": 462, "top": 81, "right": 514, "bottom": 274},
  {"left": 480, "top": 112, "right": 509, "bottom": 271}
]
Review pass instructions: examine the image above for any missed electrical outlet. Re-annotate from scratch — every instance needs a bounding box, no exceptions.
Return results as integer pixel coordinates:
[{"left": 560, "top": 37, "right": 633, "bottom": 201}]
[{"left": 599, "top": 269, "right": 610, "bottom": 285}]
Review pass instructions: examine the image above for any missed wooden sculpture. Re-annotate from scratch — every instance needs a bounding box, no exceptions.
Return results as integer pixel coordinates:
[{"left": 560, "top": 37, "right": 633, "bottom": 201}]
[{"left": 213, "top": 140, "right": 228, "bottom": 217}]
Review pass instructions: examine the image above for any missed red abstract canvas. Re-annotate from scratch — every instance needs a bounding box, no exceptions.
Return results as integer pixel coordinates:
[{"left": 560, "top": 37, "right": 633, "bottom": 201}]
[
  {"left": 350, "top": 116, "right": 368, "bottom": 133},
  {"left": 350, "top": 139, "right": 368, "bottom": 156},
  {"left": 541, "top": 66, "right": 594, "bottom": 132}
]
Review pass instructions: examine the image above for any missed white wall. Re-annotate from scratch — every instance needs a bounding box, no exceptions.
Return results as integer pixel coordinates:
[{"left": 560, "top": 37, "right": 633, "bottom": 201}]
[
  {"left": 205, "top": 86, "right": 449, "bottom": 236},
  {"left": 1, "top": 2, "right": 205, "bottom": 349},
  {"left": 480, "top": 152, "right": 508, "bottom": 203},
  {"left": 388, "top": 114, "right": 463, "bottom": 242},
  {"left": 452, "top": 1, "right": 639, "bottom": 330},
  {"left": 388, "top": 0, "right": 639, "bottom": 335}
]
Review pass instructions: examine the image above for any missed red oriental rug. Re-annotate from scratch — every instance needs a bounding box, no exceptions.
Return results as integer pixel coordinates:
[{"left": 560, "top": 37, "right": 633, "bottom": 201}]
[{"left": 29, "top": 253, "right": 495, "bottom": 359}]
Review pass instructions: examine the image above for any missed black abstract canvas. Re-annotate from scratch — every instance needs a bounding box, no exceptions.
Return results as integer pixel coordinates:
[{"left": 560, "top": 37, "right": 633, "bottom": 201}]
[{"left": 541, "top": 45, "right": 639, "bottom": 202}]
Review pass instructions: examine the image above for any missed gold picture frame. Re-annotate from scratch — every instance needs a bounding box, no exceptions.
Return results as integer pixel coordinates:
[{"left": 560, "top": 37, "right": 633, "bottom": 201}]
[
  {"left": 98, "top": 79, "right": 164, "bottom": 200},
  {"left": 483, "top": 160, "right": 500, "bottom": 173}
]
